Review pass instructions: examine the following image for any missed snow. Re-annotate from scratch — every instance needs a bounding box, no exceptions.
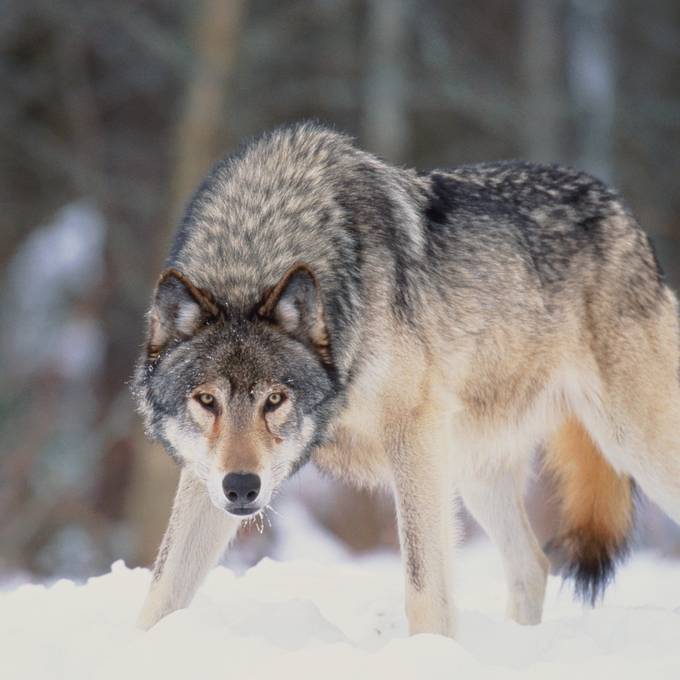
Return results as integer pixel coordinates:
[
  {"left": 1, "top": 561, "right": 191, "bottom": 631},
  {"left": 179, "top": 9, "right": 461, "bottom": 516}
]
[{"left": 2, "top": 540, "right": 680, "bottom": 680}]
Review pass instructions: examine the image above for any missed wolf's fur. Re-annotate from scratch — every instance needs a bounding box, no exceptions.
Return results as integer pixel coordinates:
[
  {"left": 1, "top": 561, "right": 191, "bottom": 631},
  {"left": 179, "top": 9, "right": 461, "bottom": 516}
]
[{"left": 132, "top": 122, "right": 680, "bottom": 637}]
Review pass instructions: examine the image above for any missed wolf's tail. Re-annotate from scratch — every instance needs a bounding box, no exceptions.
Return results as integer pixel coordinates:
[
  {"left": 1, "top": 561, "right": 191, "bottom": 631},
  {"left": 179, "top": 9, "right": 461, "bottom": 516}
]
[{"left": 543, "top": 417, "right": 635, "bottom": 605}]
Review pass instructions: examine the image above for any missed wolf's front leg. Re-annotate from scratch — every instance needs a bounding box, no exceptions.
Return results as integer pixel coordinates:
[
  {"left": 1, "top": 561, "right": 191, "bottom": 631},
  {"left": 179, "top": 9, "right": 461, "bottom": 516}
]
[
  {"left": 390, "top": 429, "right": 458, "bottom": 637},
  {"left": 137, "top": 467, "right": 241, "bottom": 630}
]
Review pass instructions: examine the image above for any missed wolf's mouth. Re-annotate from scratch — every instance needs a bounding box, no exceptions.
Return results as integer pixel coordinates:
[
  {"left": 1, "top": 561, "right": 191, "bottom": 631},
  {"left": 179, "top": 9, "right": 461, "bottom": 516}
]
[{"left": 226, "top": 505, "right": 261, "bottom": 517}]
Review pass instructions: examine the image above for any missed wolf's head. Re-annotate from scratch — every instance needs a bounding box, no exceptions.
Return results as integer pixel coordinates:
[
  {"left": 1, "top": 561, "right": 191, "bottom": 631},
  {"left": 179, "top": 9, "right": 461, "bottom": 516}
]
[{"left": 132, "top": 263, "right": 338, "bottom": 516}]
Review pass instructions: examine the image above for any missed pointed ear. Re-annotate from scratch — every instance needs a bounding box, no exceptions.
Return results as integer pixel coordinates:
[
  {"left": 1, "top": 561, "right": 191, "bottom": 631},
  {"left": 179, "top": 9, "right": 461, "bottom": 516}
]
[
  {"left": 258, "top": 264, "right": 332, "bottom": 363},
  {"left": 146, "top": 268, "right": 219, "bottom": 357}
]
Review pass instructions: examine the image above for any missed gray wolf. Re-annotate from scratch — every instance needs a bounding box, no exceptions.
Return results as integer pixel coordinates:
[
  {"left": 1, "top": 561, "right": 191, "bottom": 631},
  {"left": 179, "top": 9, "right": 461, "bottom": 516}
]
[{"left": 132, "top": 122, "right": 680, "bottom": 636}]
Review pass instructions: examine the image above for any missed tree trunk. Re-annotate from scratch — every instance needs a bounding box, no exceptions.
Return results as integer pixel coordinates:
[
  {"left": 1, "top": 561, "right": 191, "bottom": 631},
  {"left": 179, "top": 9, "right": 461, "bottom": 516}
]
[
  {"left": 519, "top": 0, "right": 564, "bottom": 163},
  {"left": 362, "top": 0, "right": 410, "bottom": 162},
  {"left": 170, "top": 0, "right": 247, "bottom": 221},
  {"left": 566, "top": 0, "right": 615, "bottom": 181},
  {"left": 125, "top": 0, "right": 247, "bottom": 567}
]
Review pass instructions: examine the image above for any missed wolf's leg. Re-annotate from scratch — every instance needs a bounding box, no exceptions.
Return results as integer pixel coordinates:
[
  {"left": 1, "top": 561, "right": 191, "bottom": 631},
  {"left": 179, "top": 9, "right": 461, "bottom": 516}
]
[
  {"left": 137, "top": 467, "right": 241, "bottom": 629},
  {"left": 459, "top": 464, "right": 549, "bottom": 625},
  {"left": 390, "top": 426, "right": 458, "bottom": 637}
]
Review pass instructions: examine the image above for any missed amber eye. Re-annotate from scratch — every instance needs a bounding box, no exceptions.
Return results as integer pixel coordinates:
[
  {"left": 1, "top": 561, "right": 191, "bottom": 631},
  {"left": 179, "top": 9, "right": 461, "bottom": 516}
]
[
  {"left": 195, "top": 393, "right": 216, "bottom": 409},
  {"left": 265, "top": 392, "right": 285, "bottom": 411}
]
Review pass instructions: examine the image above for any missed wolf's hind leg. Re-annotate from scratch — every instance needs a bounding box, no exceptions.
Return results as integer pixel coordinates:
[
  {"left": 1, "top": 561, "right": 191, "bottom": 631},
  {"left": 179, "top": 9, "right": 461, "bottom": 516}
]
[
  {"left": 459, "top": 463, "right": 549, "bottom": 625},
  {"left": 137, "top": 468, "right": 241, "bottom": 630}
]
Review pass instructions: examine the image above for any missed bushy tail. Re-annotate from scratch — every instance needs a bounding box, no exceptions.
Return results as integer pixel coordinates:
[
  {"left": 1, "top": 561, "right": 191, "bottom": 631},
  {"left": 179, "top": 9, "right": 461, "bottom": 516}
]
[{"left": 543, "top": 417, "right": 635, "bottom": 604}]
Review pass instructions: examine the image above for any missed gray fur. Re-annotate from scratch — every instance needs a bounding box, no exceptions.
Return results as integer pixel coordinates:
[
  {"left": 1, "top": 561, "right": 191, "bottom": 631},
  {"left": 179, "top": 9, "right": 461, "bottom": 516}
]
[{"left": 133, "top": 122, "right": 680, "bottom": 636}]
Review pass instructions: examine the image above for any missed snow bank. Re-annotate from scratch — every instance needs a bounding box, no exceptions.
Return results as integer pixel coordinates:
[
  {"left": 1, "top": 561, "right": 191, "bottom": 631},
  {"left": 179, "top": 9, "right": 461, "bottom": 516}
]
[{"left": 2, "top": 542, "right": 679, "bottom": 679}]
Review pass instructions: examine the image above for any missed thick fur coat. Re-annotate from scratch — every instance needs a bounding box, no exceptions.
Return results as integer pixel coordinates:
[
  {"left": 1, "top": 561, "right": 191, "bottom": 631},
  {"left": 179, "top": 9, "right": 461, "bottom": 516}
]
[{"left": 133, "top": 123, "right": 680, "bottom": 636}]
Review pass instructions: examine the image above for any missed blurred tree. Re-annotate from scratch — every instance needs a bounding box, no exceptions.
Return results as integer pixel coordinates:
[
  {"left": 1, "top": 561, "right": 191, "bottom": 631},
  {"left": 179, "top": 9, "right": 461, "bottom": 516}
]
[
  {"left": 171, "top": 0, "right": 247, "bottom": 223},
  {"left": 362, "top": 0, "right": 410, "bottom": 162},
  {"left": 520, "top": 0, "right": 564, "bottom": 162},
  {"left": 125, "top": 0, "right": 248, "bottom": 567},
  {"left": 566, "top": 0, "right": 615, "bottom": 181},
  {"left": 1, "top": 0, "right": 679, "bottom": 579}
]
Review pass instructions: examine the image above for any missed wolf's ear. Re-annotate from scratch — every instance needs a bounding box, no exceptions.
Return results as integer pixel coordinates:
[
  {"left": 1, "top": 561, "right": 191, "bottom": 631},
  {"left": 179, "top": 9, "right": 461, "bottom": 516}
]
[
  {"left": 258, "top": 264, "right": 332, "bottom": 363},
  {"left": 146, "top": 268, "right": 219, "bottom": 357}
]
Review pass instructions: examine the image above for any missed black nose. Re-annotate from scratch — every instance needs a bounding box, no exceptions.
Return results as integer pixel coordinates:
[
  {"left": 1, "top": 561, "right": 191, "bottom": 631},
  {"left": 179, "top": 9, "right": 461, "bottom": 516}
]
[{"left": 222, "top": 472, "right": 261, "bottom": 504}]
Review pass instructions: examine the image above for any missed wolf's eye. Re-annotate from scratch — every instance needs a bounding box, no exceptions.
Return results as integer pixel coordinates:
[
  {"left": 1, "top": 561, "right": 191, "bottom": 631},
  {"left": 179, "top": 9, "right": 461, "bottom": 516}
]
[
  {"left": 195, "top": 393, "right": 216, "bottom": 409},
  {"left": 265, "top": 392, "right": 285, "bottom": 411}
]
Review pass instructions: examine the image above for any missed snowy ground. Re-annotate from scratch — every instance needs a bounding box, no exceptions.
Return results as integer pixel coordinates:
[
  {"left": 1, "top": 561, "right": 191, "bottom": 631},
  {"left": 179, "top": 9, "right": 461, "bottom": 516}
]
[{"left": 2, "top": 533, "right": 680, "bottom": 680}]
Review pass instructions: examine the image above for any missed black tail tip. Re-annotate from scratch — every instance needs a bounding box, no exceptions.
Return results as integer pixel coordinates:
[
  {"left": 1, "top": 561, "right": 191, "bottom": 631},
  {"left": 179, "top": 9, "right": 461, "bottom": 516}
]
[{"left": 544, "top": 535, "right": 630, "bottom": 606}]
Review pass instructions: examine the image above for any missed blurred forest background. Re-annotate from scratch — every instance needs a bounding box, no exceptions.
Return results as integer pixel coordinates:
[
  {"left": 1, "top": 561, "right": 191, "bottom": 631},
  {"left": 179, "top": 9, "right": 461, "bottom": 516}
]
[{"left": 1, "top": 0, "right": 680, "bottom": 581}]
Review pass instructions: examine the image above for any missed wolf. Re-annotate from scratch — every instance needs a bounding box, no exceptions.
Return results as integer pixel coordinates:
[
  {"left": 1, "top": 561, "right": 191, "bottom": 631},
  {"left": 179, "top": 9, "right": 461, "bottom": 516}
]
[{"left": 132, "top": 122, "right": 680, "bottom": 636}]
